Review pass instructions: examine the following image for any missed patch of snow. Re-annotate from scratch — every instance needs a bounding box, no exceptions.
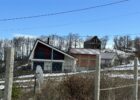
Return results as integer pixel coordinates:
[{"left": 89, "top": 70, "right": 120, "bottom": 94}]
[
  {"left": 107, "top": 73, "right": 140, "bottom": 80},
  {"left": 0, "top": 81, "right": 4, "bottom": 84},
  {"left": 18, "top": 75, "right": 34, "bottom": 79},
  {"left": 14, "top": 79, "right": 34, "bottom": 83},
  {"left": 0, "top": 71, "right": 95, "bottom": 84},
  {"left": 105, "top": 63, "right": 140, "bottom": 71},
  {"left": 43, "top": 72, "right": 77, "bottom": 77},
  {"left": 0, "top": 85, "right": 4, "bottom": 90},
  {"left": 102, "top": 49, "right": 134, "bottom": 57},
  {"left": 18, "top": 71, "right": 95, "bottom": 79}
]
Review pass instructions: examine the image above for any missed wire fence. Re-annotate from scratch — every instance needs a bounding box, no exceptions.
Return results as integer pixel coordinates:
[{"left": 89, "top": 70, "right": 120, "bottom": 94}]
[
  {"left": 0, "top": 49, "right": 140, "bottom": 100},
  {"left": 0, "top": 67, "right": 139, "bottom": 100}
]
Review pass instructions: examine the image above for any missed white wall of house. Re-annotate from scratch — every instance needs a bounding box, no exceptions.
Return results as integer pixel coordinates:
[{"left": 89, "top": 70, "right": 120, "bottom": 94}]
[
  {"left": 31, "top": 57, "right": 75, "bottom": 72},
  {"left": 63, "top": 56, "right": 75, "bottom": 71},
  {"left": 44, "top": 62, "right": 52, "bottom": 71}
]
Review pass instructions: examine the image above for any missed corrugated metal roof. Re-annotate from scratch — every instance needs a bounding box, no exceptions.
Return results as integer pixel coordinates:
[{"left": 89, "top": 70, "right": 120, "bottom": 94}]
[
  {"left": 101, "top": 52, "right": 116, "bottom": 59},
  {"left": 70, "top": 48, "right": 100, "bottom": 55}
]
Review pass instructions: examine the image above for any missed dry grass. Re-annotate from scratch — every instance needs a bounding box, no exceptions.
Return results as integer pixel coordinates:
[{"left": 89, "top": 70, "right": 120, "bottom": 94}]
[{"left": 19, "top": 73, "right": 140, "bottom": 100}]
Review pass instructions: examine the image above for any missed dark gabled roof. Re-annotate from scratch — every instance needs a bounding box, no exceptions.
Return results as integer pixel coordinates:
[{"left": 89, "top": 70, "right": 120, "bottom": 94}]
[
  {"left": 84, "top": 36, "right": 101, "bottom": 43},
  {"left": 29, "top": 39, "right": 75, "bottom": 60}
]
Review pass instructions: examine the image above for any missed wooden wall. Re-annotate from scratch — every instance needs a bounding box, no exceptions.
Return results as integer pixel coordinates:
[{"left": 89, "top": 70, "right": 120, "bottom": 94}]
[{"left": 72, "top": 54, "right": 96, "bottom": 69}]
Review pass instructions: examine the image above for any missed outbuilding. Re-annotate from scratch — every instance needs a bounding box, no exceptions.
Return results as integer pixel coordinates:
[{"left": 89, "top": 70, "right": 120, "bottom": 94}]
[
  {"left": 69, "top": 48, "right": 100, "bottom": 71},
  {"left": 101, "top": 52, "right": 119, "bottom": 67}
]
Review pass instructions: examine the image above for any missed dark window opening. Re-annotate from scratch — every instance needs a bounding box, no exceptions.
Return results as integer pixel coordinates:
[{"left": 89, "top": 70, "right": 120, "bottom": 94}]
[
  {"left": 52, "top": 62, "right": 62, "bottom": 72},
  {"left": 53, "top": 50, "right": 64, "bottom": 60},
  {"left": 34, "top": 42, "right": 52, "bottom": 59}
]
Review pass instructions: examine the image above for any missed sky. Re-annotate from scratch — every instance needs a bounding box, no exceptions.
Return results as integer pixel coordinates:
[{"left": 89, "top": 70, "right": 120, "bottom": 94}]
[{"left": 0, "top": 0, "right": 140, "bottom": 48}]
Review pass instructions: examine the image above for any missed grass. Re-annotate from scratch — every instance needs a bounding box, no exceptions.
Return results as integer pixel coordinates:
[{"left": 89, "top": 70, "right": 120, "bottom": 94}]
[{"left": 17, "top": 72, "right": 140, "bottom": 100}]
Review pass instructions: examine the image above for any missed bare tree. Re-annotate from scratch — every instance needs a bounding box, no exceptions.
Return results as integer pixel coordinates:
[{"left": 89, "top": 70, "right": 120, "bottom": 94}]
[
  {"left": 66, "top": 33, "right": 80, "bottom": 51},
  {"left": 113, "top": 35, "right": 132, "bottom": 51},
  {"left": 134, "top": 37, "right": 140, "bottom": 51},
  {"left": 39, "top": 35, "right": 48, "bottom": 43},
  {"left": 3, "top": 39, "right": 12, "bottom": 61},
  {"left": 0, "top": 40, "right": 3, "bottom": 61},
  {"left": 13, "top": 37, "right": 29, "bottom": 59},
  {"left": 100, "top": 36, "right": 108, "bottom": 49}
]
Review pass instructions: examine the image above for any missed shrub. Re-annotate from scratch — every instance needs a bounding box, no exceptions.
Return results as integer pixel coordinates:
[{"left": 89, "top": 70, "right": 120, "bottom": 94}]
[{"left": 58, "top": 75, "right": 94, "bottom": 100}]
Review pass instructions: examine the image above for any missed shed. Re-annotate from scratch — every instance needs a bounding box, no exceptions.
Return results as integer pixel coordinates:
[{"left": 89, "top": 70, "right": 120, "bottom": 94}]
[
  {"left": 101, "top": 52, "right": 119, "bottom": 67},
  {"left": 29, "top": 39, "right": 76, "bottom": 73},
  {"left": 70, "top": 48, "right": 100, "bottom": 71}
]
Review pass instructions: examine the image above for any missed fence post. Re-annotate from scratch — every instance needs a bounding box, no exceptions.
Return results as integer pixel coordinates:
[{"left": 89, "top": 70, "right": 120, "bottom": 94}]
[
  {"left": 108, "top": 90, "right": 115, "bottom": 100},
  {"left": 4, "top": 47, "right": 14, "bottom": 100},
  {"left": 134, "top": 57, "right": 138, "bottom": 100},
  {"left": 95, "top": 54, "right": 101, "bottom": 100}
]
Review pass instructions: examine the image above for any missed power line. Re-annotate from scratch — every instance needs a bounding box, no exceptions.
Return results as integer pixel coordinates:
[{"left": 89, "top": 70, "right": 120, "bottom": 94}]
[
  {"left": 0, "top": 0, "right": 129, "bottom": 22},
  {"left": 0, "top": 11, "right": 140, "bottom": 32}
]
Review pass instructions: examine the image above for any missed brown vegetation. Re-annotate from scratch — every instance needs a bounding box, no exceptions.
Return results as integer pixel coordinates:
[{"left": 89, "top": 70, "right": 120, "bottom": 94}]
[{"left": 19, "top": 73, "right": 140, "bottom": 100}]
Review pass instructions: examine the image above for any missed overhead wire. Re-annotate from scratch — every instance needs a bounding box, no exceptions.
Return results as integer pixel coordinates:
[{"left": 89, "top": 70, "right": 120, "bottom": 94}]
[
  {"left": 0, "top": 0, "right": 129, "bottom": 22},
  {"left": 1, "top": 10, "right": 140, "bottom": 35}
]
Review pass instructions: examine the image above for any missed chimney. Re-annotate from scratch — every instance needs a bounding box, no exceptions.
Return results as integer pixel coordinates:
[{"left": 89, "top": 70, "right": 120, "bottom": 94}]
[{"left": 47, "top": 37, "right": 50, "bottom": 44}]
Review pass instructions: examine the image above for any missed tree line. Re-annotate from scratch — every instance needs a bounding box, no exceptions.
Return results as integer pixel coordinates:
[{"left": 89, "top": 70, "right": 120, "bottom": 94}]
[{"left": 0, "top": 33, "right": 140, "bottom": 61}]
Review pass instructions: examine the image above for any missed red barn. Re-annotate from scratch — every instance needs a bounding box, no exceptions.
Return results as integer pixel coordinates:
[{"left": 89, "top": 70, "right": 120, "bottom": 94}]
[
  {"left": 70, "top": 48, "right": 100, "bottom": 71},
  {"left": 29, "top": 39, "right": 76, "bottom": 73}
]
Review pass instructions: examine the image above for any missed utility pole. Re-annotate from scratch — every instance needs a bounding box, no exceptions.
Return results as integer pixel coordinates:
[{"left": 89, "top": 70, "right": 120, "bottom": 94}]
[{"left": 4, "top": 47, "right": 14, "bottom": 100}]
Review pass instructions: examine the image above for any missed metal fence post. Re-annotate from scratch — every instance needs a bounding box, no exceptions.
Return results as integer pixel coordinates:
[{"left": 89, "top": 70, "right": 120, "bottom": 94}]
[
  {"left": 134, "top": 57, "right": 138, "bottom": 100},
  {"left": 95, "top": 54, "right": 101, "bottom": 100},
  {"left": 4, "top": 47, "right": 14, "bottom": 100}
]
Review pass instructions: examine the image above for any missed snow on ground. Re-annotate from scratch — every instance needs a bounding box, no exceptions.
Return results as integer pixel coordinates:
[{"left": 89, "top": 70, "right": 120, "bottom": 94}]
[
  {"left": 0, "top": 68, "right": 139, "bottom": 90},
  {"left": 0, "top": 70, "right": 95, "bottom": 90},
  {"left": 103, "top": 49, "right": 134, "bottom": 56},
  {"left": 107, "top": 73, "right": 140, "bottom": 80},
  {"left": 1, "top": 64, "right": 140, "bottom": 90},
  {"left": 15, "top": 79, "right": 34, "bottom": 83},
  {"left": 0, "top": 85, "right": 4, "bottom": 90},
  {"left": 0, "top": 85, "right": 34, "bottom": 90},
  {"left": 105, "top": 63, "right": 140, "bottom": 71},
  {"left": 17, "top": 70, "right": 95, "bottom": 79},
  {"left": 107, "top": 73, "right": 133, "bottom": 79},
  {"left": 0, "top": 79, "right": 34, "bottom": 85},
  {"left": 0, "top": 81, "right": 4, "bottom": 84},
  {"left": 18, "top": 75, "right": 34, "bottom": 79}
]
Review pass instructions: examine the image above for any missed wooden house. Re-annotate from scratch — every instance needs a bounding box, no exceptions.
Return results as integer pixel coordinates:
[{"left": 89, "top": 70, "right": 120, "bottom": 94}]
[
  {"left": 84, "top": 36, "right": 101, "bottom": 49},
  {"left": 70, "top": 48, "right": 100, "bottom": 71},
  {"left": 29, "top": 39, "right": 76, "bottom": 73}
]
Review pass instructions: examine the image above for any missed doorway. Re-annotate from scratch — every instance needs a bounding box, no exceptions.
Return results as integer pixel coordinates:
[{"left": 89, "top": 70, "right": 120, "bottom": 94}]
[{"left": 52, "top": 62, "right": 62, "bottom": 72}]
